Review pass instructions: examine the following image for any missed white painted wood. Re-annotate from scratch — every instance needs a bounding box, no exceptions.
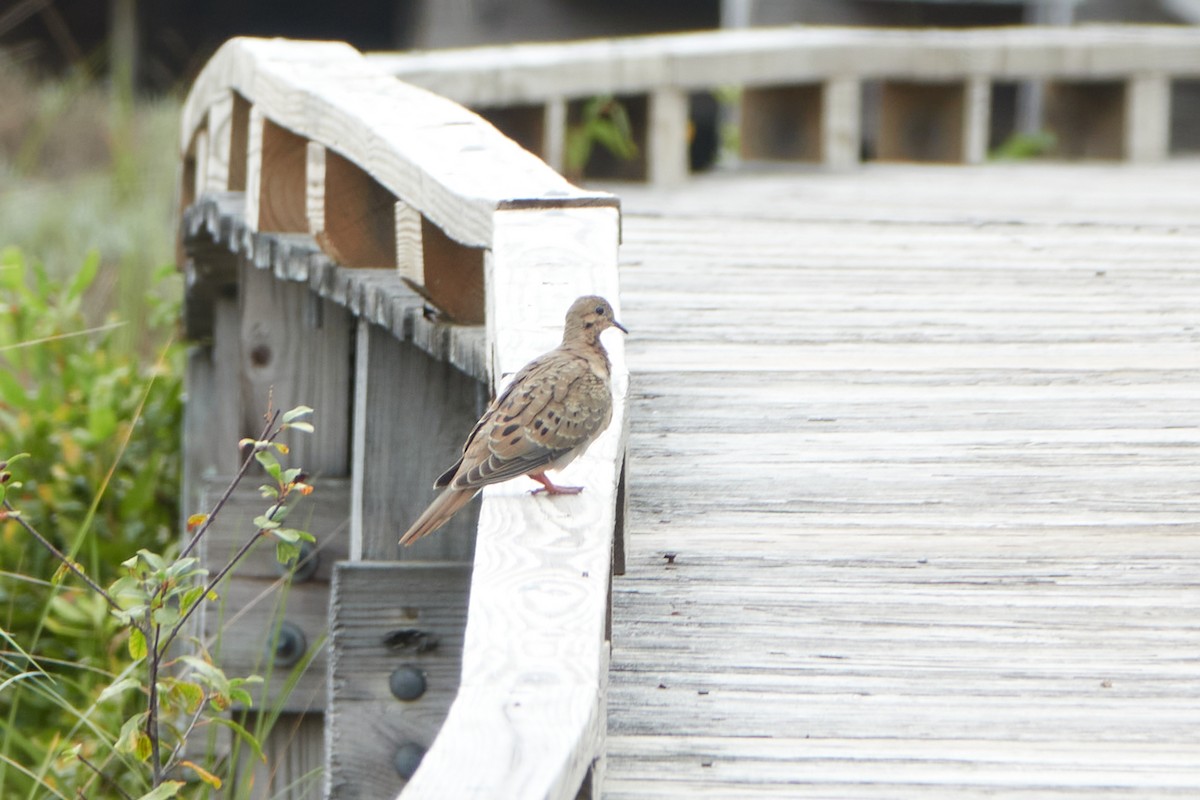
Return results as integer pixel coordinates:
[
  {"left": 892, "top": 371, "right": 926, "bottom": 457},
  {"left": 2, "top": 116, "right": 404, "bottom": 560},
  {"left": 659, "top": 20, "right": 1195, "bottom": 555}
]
[
  {"left": 304, "top": 141, "right": 326, "bottom": 239},
  {"left": 821, "top": 75, "right": 860, "bottom": 169},
  {"left": 205, "top": 90, "right": 235, "bottom": 192},
  {"left": 193, "top": 127, "right": 210, "bottom": 198},
  {"left": 1125, "top": 72, "right": 1170, "bottom": 162},
  {"left": 648, "top": 87, "right": 689, "bottom": 187},
  {"left": 243, "top": 104, "right": 266, "bottom": 232},
  {"left": 402, "top": 205, "right": 627, "bottom": 799},
  {"left": 962, "top": 75, "right": 991, "bottom": 164},
  {"left": 544, "top": 97, "right": 568, "bottom": 174},
  {"left": 182, "top": 37, "right": 615, "bottom": 251},
  {"left": 369, "top": 25, "right": 1200, "bottom": 103}
]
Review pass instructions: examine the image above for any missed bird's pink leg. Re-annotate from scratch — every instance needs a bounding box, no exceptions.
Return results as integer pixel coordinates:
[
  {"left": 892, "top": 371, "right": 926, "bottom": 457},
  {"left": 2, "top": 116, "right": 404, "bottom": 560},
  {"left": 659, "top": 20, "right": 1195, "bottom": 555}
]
[{"left": 529, "top": 472, "right": 584, "bottom": 495}]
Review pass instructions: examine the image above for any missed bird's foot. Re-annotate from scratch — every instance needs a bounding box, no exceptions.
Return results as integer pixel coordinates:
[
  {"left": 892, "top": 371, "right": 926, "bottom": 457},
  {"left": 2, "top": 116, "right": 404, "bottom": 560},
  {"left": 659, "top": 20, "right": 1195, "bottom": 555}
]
[{"left": 529, "top": 473, "right": 584, "bottom": 495}]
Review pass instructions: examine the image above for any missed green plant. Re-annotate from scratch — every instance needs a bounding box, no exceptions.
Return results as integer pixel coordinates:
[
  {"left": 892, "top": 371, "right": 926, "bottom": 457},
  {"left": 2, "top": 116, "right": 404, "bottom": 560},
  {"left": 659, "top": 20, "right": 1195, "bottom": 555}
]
[
  {"left": 564, "top": 95, "right": 639, "bottom": 179},
  {"left": 990, "top": 130, "right": 1058, "bottom": 161},
  {"left": 2, "top": 404, "right": 318, "bottom": 798}
]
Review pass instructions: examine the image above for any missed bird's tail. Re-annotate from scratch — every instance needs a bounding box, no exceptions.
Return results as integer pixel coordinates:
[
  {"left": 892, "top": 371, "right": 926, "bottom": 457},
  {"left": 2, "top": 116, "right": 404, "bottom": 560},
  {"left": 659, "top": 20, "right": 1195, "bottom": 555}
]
[{"left": 399, "top": 487, "right": 477, "bottom": 546}]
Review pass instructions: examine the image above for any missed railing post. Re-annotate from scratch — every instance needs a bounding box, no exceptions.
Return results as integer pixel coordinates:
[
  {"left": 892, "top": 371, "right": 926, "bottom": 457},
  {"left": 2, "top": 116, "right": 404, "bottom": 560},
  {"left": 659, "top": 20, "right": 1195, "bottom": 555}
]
[
  {"left": 822, "top": 75, "right": 861, "bottom": 169},
  {"left": 1125, "top": 72, "right": 1170, "bottom": 162},
  {"left": 648, "top": 86, "right": 690, "bottom": 186}
]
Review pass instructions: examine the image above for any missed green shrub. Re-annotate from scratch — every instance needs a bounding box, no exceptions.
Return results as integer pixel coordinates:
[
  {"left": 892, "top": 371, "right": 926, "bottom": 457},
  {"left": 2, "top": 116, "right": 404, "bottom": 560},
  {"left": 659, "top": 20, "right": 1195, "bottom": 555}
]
[{"left": 0, "top": 246, "right": 183, "bottom": 796}]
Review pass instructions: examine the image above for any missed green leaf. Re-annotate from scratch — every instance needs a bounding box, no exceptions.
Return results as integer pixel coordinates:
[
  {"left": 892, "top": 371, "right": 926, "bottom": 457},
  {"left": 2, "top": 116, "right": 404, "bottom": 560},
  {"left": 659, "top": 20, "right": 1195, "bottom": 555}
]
[
  {"left": 255, "top": 449, "right": 282, "bottom": 481},
  {"left": 65, "top": 252, "right": 100, "bottom": 301},
  {"left": 128, "top": 627, "right": 148, "bottom": 659},
  {"left": 284, "top": 420, "right": 314, "bottom": 434},
  {"left": 169, "top": 680, "right": 205, "bottom": 714},
  {"left": 135, "top": 781, "right": 185, "bottom": 800},
  {"left": 152, "top": 605, "right": 180, "bottom": 628},
  {"left": 275, "top": 539, "right": 300, "bottom": 566},
  {"left": 253, "top": 514, "right": 280, "bottom": 531},
  {"left": 210, "top": 716, "right": 266, "bottom": 763},
  {"left": 281, "top": 405, "right": 314, "bottom": 424}
]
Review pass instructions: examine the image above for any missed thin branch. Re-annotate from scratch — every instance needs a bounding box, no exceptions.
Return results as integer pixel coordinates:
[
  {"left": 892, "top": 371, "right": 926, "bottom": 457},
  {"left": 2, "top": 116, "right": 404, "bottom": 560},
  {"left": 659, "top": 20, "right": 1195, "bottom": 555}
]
[
  {"left": 146, "top": 618, "right": 163, "bottom": 785},
  {"left": 2, "top": 499, "right": 120, "bottom": 612},
  {"left": 77, "top": 753, "right": 135, "bottom": 800},
  {"left": 177, "top": 409, "right": 281, "bottom": 562}
]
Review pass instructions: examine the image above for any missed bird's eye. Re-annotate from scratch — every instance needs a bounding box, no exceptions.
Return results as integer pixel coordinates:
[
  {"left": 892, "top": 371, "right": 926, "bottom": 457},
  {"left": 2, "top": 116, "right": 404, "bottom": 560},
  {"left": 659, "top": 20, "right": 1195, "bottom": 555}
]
[{"left": 594, "top": 305, "right": 605, "bottom": 315}]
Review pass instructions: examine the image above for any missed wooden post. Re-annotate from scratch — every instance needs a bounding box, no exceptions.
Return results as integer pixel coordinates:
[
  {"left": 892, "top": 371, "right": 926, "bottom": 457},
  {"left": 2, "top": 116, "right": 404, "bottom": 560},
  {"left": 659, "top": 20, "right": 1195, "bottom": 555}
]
[
  {"left": 1045, "top": 80, "right": 1125, "bottom": 159},
  {"left": 963, "top": 76, "right": 992, "bottom": 164},
  {"left": 822, "top": 76, "right": 861, "bottom": 169},
  {"left": 544, "top": 97, "right": 568, "bottom": 174},
  {"left": 1125, "top": 72, "right": 1170, "bottom": 162},
  {"left": 648, "top": 86, "right": 689, "bottom": 186},
  {"left": 878, "top": 80, "right": 966, "bottom": 163}
]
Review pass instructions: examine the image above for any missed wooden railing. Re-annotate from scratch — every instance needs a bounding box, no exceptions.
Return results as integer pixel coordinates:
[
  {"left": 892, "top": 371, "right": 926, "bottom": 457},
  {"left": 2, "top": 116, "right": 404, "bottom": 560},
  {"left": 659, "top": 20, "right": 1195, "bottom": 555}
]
[
  {"left": 368, "top": 24, "right": 1200, "bottom": 182},
  {"left": 179, "top": 37, "right": 626, "bottom": 799}
]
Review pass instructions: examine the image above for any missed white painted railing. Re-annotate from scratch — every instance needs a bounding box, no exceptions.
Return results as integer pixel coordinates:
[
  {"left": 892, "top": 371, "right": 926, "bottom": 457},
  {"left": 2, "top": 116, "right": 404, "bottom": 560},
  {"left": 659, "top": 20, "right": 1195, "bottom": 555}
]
[
  {"left": 369, "top": 24, "right": 1200, "bottom": 181},
  {"left": 180, "top": 37, "right": 627, "bottom": 800}
]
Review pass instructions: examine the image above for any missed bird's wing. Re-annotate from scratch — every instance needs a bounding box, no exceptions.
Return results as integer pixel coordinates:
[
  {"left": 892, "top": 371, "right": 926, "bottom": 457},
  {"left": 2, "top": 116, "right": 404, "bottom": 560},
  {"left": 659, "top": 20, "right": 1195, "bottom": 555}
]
[{"left": 451, "top": 351, "right": 610, "bottom": 490}]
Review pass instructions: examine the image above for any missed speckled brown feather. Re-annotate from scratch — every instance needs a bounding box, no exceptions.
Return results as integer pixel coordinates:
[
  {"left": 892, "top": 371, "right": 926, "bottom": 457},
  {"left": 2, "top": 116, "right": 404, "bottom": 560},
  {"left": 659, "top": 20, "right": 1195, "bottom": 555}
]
[{"left": 400, "top": 296, "right": 624, "bottom": 545}]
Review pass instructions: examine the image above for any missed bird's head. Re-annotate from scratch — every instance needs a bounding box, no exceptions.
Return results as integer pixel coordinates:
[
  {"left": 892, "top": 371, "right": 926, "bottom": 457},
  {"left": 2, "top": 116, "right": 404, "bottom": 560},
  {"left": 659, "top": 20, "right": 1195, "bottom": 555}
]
[{"left": 563, "top": 295, "right": 628, "bottom": 344}]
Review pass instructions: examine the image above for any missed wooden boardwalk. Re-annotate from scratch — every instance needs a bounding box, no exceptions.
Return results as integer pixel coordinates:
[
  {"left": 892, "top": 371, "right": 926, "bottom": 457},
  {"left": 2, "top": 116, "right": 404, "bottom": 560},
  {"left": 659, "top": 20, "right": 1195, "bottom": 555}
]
[{"left": 604, "top": 162, "right": 1200, "bottom": 798}]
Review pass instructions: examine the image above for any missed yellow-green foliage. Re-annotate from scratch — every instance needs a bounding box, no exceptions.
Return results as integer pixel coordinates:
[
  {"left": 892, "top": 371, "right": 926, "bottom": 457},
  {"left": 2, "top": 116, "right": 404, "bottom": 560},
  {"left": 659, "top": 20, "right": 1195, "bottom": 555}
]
[{"left": 0, "top": 247, "right": 182, "bottom": 797}]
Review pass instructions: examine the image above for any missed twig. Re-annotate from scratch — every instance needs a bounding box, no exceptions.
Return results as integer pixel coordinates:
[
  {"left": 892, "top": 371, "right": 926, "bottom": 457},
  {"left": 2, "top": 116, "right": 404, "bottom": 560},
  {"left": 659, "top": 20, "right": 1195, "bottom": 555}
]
[
  {"left": 76, "top": 753, "right": 135, "bottom": 800},
  {"left": 177, "top": 410, "right": 281, "bottom": 562},
  {"left": 2, "top": 499, "right": 120, "bottom": 612}
]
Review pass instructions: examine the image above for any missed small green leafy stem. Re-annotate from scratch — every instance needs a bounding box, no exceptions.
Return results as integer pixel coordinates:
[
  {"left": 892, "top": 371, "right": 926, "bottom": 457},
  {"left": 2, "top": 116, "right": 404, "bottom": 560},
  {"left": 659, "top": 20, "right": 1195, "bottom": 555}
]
[{"left": 1, "top": 404, "right": 317, "bottom": 798}]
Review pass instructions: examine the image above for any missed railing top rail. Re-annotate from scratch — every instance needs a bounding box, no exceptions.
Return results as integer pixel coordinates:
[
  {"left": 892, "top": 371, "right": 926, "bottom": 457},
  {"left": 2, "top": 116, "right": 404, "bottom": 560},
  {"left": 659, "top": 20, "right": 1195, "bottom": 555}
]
[
  {"left": 367, "top": 24, "right": 1200, "bottom": 105},
  {"left": 183, "top": 37, "right": 615, "bottom": 250}
]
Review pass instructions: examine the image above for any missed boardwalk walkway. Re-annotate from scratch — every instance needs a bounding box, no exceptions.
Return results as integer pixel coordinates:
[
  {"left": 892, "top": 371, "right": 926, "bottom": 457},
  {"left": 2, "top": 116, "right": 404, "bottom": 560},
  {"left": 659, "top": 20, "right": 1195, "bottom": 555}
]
[{"left": 605, "top": 162, "right": 1200, "bottom": 798}]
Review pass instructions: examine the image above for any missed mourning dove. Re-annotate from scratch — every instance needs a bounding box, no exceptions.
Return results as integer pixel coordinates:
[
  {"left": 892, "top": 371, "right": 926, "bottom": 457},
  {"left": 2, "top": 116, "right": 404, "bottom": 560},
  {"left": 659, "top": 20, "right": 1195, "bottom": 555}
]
[{"left": 399, "top": 295, "right": 626, "bottom": 545}]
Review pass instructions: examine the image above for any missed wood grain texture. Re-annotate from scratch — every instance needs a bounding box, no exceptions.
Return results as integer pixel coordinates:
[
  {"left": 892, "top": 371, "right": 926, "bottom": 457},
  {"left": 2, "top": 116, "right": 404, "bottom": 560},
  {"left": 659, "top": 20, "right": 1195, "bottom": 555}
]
[
  {"left": 356, "top": 322, "right": 484, "bottom": 562},
  {"left": 603, "top": 163, "right": 1200, "bottom": 798},
  {"left": 181, "top": 37, "right": 615, "bottom": 253},
  {"left": 326, "top": 563, "right": 471, "bottom": 799},
  {"left": 237, "top": 256, "right": 352, "bottom": 475},
  {"left": 402, "top": 206, "right": 628, "bottom": 799}
]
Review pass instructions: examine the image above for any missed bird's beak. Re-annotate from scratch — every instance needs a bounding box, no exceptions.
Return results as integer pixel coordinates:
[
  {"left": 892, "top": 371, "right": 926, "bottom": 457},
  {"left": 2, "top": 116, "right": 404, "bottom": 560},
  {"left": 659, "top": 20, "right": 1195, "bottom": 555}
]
[{"left": 612, "top": 319, "right": 629, "bottom": 334}]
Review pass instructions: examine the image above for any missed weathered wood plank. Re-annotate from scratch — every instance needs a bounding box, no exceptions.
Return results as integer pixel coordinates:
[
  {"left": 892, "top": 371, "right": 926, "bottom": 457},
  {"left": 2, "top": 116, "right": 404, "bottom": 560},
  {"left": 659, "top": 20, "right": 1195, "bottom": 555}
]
[
  {"left": 326, "top": 562, "right": 471, "bottom": 799},
  {"left": 401, "top": 205, "right": 627, "bottom": 799},
  {"left": 353, "top": 321, "right": 484, "bottom": 562},
  {"left": 182, "top": 37, "right": 615, "bottom": 252},
  {"left": 604, "top": 163, "right": 1200, "bottom": 798}
]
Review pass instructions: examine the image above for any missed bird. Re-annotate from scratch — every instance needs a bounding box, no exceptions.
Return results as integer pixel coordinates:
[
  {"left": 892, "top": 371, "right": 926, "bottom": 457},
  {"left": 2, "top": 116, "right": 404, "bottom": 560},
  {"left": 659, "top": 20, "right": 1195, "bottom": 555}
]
[{"left": 399, "top": 295, "right": 627, "bottom": 546}]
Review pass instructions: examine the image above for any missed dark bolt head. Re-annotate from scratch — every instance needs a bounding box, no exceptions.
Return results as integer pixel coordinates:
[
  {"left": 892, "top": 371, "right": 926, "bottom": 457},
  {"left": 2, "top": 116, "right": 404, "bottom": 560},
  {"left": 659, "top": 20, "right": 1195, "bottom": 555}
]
[
  {"left": 393, "top": 742, "right": 425, "bottom": 779},
  {"left": 389, "top": 665, "right": 427, "bottom": 701},
  {"left": 269, "top": 621, "right": 307, "bottom": 668}
]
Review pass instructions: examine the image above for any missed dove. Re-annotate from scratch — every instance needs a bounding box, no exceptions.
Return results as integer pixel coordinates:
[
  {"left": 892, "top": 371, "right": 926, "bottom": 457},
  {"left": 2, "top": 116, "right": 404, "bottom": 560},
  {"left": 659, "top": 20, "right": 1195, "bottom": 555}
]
[{"left": 399, "top": 295, "right": 626, "bottom": 545}]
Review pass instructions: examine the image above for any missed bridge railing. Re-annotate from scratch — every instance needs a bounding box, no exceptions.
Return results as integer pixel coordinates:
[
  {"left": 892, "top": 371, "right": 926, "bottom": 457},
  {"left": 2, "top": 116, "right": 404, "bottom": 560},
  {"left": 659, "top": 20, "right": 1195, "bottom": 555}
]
[
  {"left": 368, "top": 24, "right": 1200, "bottom": 183},
  {"left": 179, "top": 37, "right": 627, "bottom": 799}
]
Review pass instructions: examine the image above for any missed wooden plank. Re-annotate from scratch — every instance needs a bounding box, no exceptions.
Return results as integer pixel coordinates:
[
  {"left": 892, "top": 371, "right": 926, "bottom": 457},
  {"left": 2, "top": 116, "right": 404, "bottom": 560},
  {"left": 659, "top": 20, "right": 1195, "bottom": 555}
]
[
  {"left": 181, "top": 37, "right": 615, "bottom": 252},
  {"left": 314, "top": 147, "right": 398, "bottom": 268},
  {"left": 237, "top": 257, "right": 352, "bottom": 474},
  {"left": 647, "top": 87, "right": 689, "bottom": 186},
  {"left": 821, "top": 76, "right": 860, "bottom": 168},
  {"left": 355, "top": 322, "right": 484, "bottom": 562},
  {"left": 368, "top": 26, "right": 1200, "bottom": 107},
  {"left": 401, "top": 205, "right": 627, "bottom": 799},
  {"left": 603, "top": 164, "right": 1200, "bottom": 798},
  {"left": 1125, "top": 72, "right": 1170, "bottom": 162},
  {"left": 325, "top": 562, "right": 471, "bottom": 799}
]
